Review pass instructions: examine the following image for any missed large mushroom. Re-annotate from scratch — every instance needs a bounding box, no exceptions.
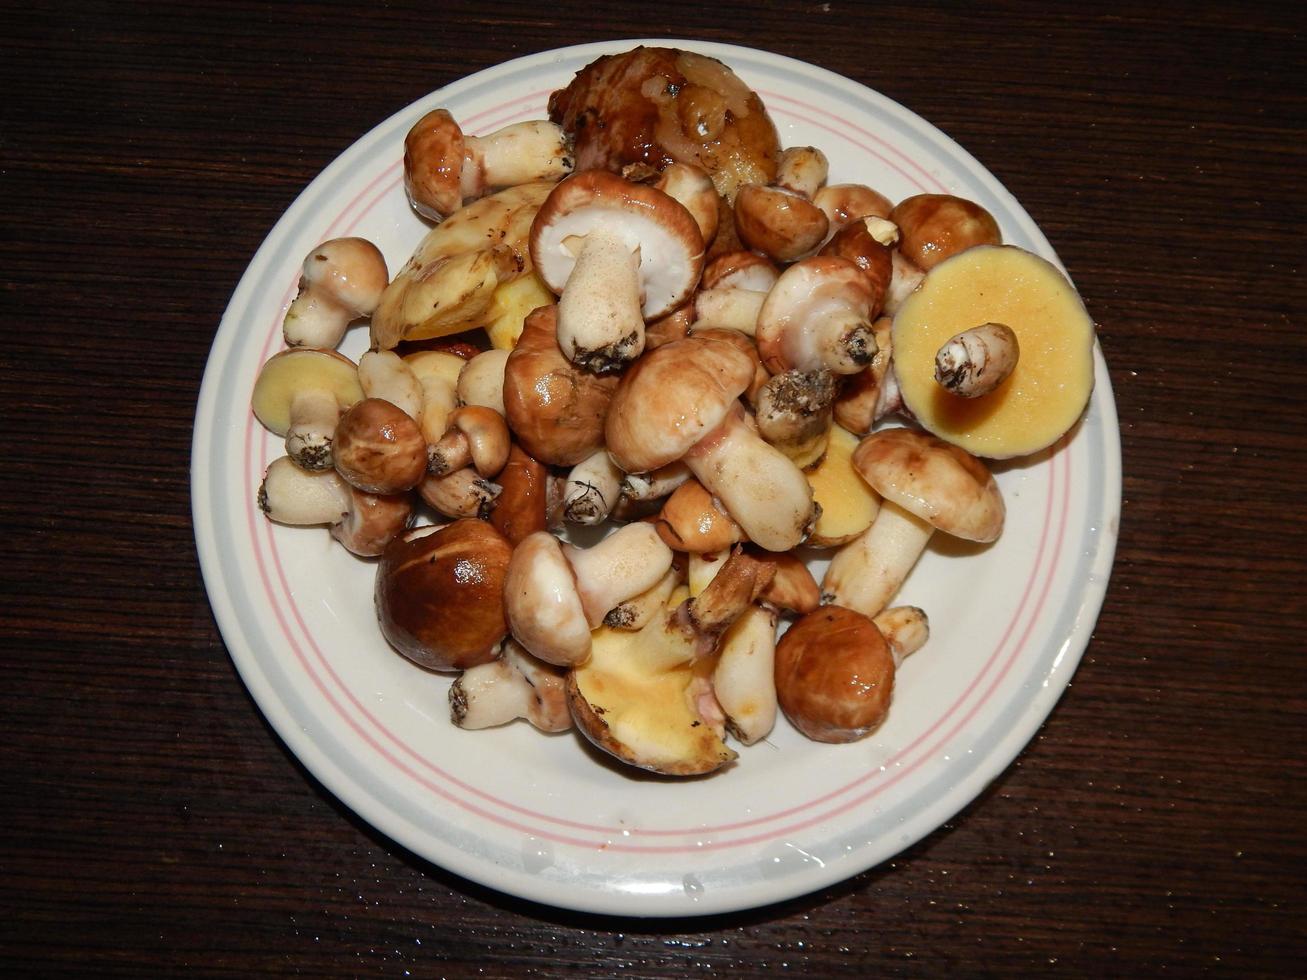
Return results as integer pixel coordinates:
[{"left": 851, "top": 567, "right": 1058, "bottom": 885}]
[
  {"left": 251, "top": 348, "right": 363, "bottom": 472},
  {"left": 605, "top": 336, "right": 816, "bottom": 552},
  {"left": 822, "top": 428, "right": 1004, "bottom": 618},
  {"left": 529, "top": 170, "right": 705, "bottom": 373}
]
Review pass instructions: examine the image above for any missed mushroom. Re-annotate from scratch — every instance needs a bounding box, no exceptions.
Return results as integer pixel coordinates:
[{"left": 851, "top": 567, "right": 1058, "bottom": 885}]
[
  {"left": 890, "top": 245, "right": 1096, "bottom": 458},
  {"left": 755, "top": 256, "right": 878, "bottom": 376},
  {"left": 404, "top": 109, "right": 573, "bottom": 222},
  {"left": 501, "top": 304, "right": 618, "bottom": 466},
  {"left": 812, "top": 183, "right": 893, "bottom": 230},
  {"left": 691, "top": 250, "right": 779, "bottom": 336},
  {"left": 565, "top": 548, "right": 773, "bottom": 776},
  {"left": 529, "top": 170, "right": 706, "bottom": 373},
  {"left": 426, "top": 406, "right": 511, "bottom": 478},
  {"left": 357, "top": 350, "right": 423, "bottom": 420},
  {"left": 282, "top": 237, "right": 389, "bottom": 349},
  {"left": 604, "top": 336, "right": 816, "bottom": 552},
  {"left": 818, "top": 215, "right": 898, "bottom": 319},
  {"left": 872, "top": 605, "right": 930, "bottom": 666},
  {"left": 448, "top": 640, "right": 572, "bottom": 732},
  {"left": 620, "top": 459, "right": 692, "bottom": 503},
  {"left": 257, "top": 456, "right": 413, "bottom": 557},
  {"left": 690, "top": 326, "right": 770, "bottom": 406},
  {"left": 488, "top": 442, "right": 550, "bottom": 546},
  {"left": 754, "top": 368, "right": 837, "bottom": 469},
  {"left": 821, "top": 428, "right": 1005, "bottom": 618},
  {"left": 332, "top": 398, "right": 428, "bottom": 494},
  {"left": 774, "top": 604, "right": 897, "bottom": 743},
  {"left": 889, "top": 193, "right": 1001, "bottom": 271},
  {"left": 503, "top": 523, "right": 675, "bottom": 667},
  {"left": 803, "top": 423, "right": 881, "bottom": 548},
  {"left": 653, "top": 161, "right": 719, "bottom": 246},
  {"left": 375, "top": 521, "right": 513, "bottom": 671},
  {"left": 654, "top": 479, "right": 744, "bottom": 554},
  {"left": 832, "top": 317, "right": 897, "bottom": 435},
  {"left": 884, "top": 249, "right": 927, "bottom": 317},
  {"left": 603, "top": 562, "right": 684, "bottom": 630},
  {"left": 372, "top": 180, "right": 553, "bottom": 349},
  {"left": 403, "top": 349, "right": 465, "bottom": 446},
  {"left": 732, "top": 146, "right": 830, "bottom": 262},
  {"left": 934, "top": 321, "right": 1021, "bottom": 398},
  {"left": 561, "top": 448, "right": 625, "bottom": 525},
  {"left": 251, "top": 348, "right": 363, "bottom": 472},
  {"left": 456, "top": 348, "right": 510, "bottom": 416},
  {"left": 418, "top": 467, "right": 501, "bottom": 520}
]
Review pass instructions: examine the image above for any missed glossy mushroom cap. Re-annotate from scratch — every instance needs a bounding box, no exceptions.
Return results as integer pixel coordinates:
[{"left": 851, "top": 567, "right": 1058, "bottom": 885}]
[
  {"left": 851, "top": 427, "right": 1004, "bottom": 543},
  {"left": 604, "top": 336, "right": 754, "bottom": 473},
  {"left": 529, "top": 169, "right": 705, "bottom": 321},
  {"left": 283, "top": 238, "right": 389, "bottom": 349},
  {"left": 403, "top": 108, "right": 466, "bottom": 221}
]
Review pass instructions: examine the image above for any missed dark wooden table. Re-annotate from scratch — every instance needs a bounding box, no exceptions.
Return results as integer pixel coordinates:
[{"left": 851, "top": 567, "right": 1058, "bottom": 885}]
[{"left": 4, "top": 1, "right": 1304, "bottom": 974}]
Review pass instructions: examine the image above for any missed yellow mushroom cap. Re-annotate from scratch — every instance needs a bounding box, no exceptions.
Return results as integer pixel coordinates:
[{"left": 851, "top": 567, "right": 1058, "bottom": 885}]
[{"left": 891, "top": 245, "right": 1095, "bottom": 459}]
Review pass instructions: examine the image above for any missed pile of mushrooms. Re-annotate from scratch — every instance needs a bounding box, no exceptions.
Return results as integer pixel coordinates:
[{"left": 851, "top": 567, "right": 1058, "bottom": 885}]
[{"left": 250, "top": 46, "right": 1096, "bottom": 777}]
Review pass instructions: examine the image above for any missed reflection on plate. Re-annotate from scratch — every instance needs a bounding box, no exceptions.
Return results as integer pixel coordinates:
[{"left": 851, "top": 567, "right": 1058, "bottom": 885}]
[{"left": 192, "top": 39, "right": 1120, "bottom": 917}]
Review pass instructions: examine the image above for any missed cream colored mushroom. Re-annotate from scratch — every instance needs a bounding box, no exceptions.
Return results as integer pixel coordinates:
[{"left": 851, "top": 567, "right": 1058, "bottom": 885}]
[
  {"left": 755, "top": 256, "right": 878, "bottom": 376},
  {"left": 251, "top": 348, "right": 363, "bottom": 472},
  {"left": 448, "top": 640, "right": 571, "bottom": 732},
  {"left": 456, "top": 348, "right": 509, "bottom": 417},
  {"left": 282, "top": 238, "right": 389, "bottom": 349},
  {"left": 426, "top": 406, "right": 511, "bottom": 478},
  {"left": 822, "top": 428, "right": 1004, "bottom": 618},
  {"left": 561, "top": 448, "right": 625, "bottom": 525}
]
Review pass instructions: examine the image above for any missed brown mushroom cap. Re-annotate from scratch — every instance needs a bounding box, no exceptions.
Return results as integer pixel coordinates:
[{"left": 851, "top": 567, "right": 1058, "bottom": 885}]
[
  {"left": 403, "top": 108, "right": 466, "bottom": 221},
  {"left": 889, "top": 193, "right": 1001, "bottom": 271},
  {"left": 501, "top": 304, "right": 618, "bottom": 466},
  {"left": 733, "top": 183, "right": 829, "bottom": 262},
  {"left": 330, "top": 487, "right": 414, "bottom": 557},
  {"left": 851, "top": 428, "right": 1004, "bottom": 543},
  {"left": 775, "top": 604, "right": 895, "bottom": 743},
  {"left": 529, "top": 170, "right": 706, "bottom": 321},
  {"left": 251, "top": 348, "right": 362, "bottom": 436},
  {"left": 375, "top": 521, "right": 512, "bottom": 671},
  {"left": 333, "top": 398, "right": 428, "bottom": 494},
  {"left": 604, "top": 336, "right": 754, "bottom": 473}
]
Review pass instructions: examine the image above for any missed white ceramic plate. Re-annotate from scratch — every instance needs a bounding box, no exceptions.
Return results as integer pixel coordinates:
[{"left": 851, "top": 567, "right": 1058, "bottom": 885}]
[{"left": 192, "top": 39, "right": 1121, "bottom": 917}]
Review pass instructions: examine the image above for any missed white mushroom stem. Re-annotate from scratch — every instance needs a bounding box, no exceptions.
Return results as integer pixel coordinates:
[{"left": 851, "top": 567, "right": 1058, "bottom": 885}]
[
  {"left": 683, "top": 407, "right": 816, "bottom": 553},
  {"left": 776, "top": 146, "right": 828, "bottom": 199},
  {"left": 449, "top": 640, "right": 571, "bottom": 732},
  {"left": 557, "top": 227, "right": 645, "bottom": 373},
  {"left": 259, "top": 456, "right": 349, "bottom": 525},
  {"left": 883, "top": 250, "right": 926, "bottom": 316},
  {"left": 693, "top": 286, "right": 767, "bottom": 336},
  {"left": 621, "top": 460, "right": 692, "bottom": 502},
  {"left": 456, "top": 348, "right": 510, "bottom": 416},
  {"left": 712, "top": 604, "right": 779, "bottom": 745},
  {"left": 359, "top": 350, "right": 423, "bottom": 419},
  {"left": 563, "top": 448, "right": 625, "bottom": 525},
  {"left": 563, "top": 522, "right": 674, "bottom": 627},
  {"left": 461, "top": 120, "right": 572, "bottom": 199},
  {"left": 419, "top": 468, "right": 501, "bottom": 520},
  {"left": 934, "top": 321, "right": 1020, "bottom": 398},
  {"left": 872, "top": 606, "right": 930, "bottom": 668},
  {"left": 820, "top": 500, "right": 935, "bottom": 618},
  {"left": 284, "top": 389, "right": 346, "bottom": 471},
  {"left": 603, "top": 563, "right": 682, "bottom": 630}
]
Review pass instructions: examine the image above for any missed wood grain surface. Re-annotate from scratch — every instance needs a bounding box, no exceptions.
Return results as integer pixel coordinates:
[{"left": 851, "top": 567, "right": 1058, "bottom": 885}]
[{"left": 2, "top": 0, "right": 1304, "bottom": 974}]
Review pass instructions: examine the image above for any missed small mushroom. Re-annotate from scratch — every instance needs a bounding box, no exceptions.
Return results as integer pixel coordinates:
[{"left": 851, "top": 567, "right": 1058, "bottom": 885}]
[
  {"left": 872, "top": 605, "right": 930, "bottom": 666},
  {"left": 818, "top": 216, "right": 898, "bottom": 319},
  {"left": 654, "top": 479, "right": 744, "bottom": 554},
  {"left": 889, "top": 193, "right": 1001, "bottom": 271},
  {"left": 812, "top": 183, "right": 893, "bottom": 230},
  {"left": 502, "top": 304, "right": 618, "bottom": 466},
  {"left": 488, "top": 442, "right": 550, "bottom": 546},
  {"left": 754, "top": 368, "right": 837, "bottom": 469},
  {"left": 375, "top": 521, "right": 513, "bottom": 671},
  {"left": 332, "top": 398, "right": 428, "bottom": 494},
  {"left": 358, "top": 350, "right": 424, "bottom": 420},
  {"left": 418, "top": 466, "right": 501, "bottom": 520},
  {"left": 774, "top": 604, "right": 896, "bottom": 743},
  {"left": 733, "top": 146, "right": 830, "bottom": 262},
  {"left": 448, "top": 640, "right": 571, "bottom": 732},
  {"left": 621, "top": 460, "right": 692, "bottom": 503},
  {"left": 691, "top": 251, "right": 780, "bottom": 336},
  {"left": 251, "top": 348, "right": 363, "bottom": 472},
  {"left": 934, "top": 321, "right": 1021, "bottom": 398},
  {"left": 282, "top": 238, "right": 389, "bottom": 349},
  {"left": 404, "top": 109, "right": 573, "bottom": 221},
  {"left": 653, "top": 161, "right": 720, "bottom": 246},
  {"left": 529, "top": 170, "right": 706, "bottom": 373},
  {"left": 605, "top": 336, "right": 816, "bottom": 552},
  {"left": 426, "top": 406, "right": 511, "bottom": 478},
  {"left": 257, "top": 456, "right": 413, "bottom": 557},
  {"left": 404, "top": 349, "right": 465, "bottom": 446},
  {"left": 755, "top": 256, "right": 878, "bottom": 376},
  {"left": 456, "top": 348, "right": 510, "bottom": 417},
  {"left": 503, "top": 524, "right": 675, "bottom": 667},
  {"left": 561, "top": 448, "right": 624, "bottom": 525},
  {"left": 821, "top": 428, "right": 1004, "bottom": 618},
  {"left": 832, "top": 317, "right": 897, "bottom": 435}
]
